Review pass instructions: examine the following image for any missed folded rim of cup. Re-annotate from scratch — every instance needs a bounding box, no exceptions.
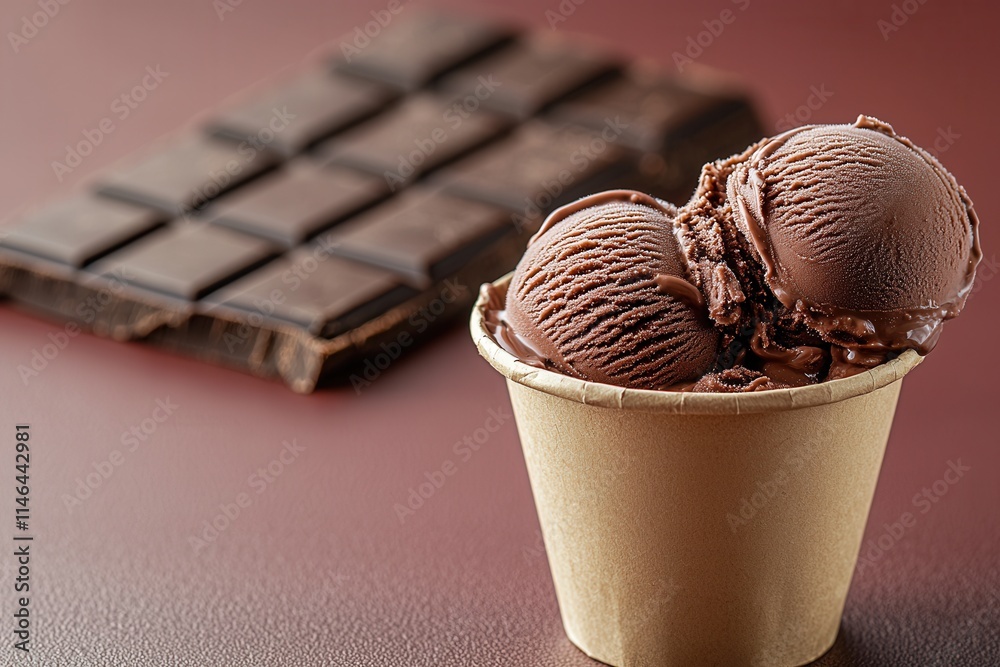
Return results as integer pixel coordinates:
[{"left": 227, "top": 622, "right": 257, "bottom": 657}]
[{"left": 471, "top": 273, "right": 922, "bottom": 416}]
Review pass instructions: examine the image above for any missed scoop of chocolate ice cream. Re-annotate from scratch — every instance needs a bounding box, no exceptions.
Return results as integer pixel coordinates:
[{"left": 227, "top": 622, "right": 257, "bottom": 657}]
[
  {"left": 504, "top": 191, "right": 719, "bottom": 389},
  {"left": 726, "top": 115, "right": 981, "bottom": 354}
]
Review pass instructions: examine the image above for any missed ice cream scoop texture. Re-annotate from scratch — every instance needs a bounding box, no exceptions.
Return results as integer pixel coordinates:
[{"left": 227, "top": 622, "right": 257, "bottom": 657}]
[
  {"left": 496, "top": 116, "right": 981, "bottom": 391},
  {"left": 505, "top": 192, "right": 718, "bottom": 389}
]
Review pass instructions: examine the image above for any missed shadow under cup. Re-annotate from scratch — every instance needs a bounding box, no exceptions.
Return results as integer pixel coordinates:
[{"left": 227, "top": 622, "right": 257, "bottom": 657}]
[{"left": 471, "top": 274, "right": 922, "bottom": 667}]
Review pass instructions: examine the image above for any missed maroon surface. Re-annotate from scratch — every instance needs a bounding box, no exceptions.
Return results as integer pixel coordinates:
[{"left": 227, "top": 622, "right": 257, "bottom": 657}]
[{"left": 1, "top": 1, "right": 997, "bottom": 664}]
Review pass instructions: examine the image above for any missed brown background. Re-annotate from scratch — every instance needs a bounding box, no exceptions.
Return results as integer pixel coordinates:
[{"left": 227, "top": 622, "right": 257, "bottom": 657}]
[{"left": 1, "top": 0, "right": 998, "bottom": 664}]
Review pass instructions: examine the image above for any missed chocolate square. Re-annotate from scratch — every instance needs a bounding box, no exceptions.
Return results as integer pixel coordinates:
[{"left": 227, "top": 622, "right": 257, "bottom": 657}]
[
  {"left": 333, "top": 10, "right": 514, "bottom": 91},
  {"left": 207, "top": 69, "right": 396, "bottom": 156},
  {"left": 96, "top": 135, "right": 279, "bottom": 216},
  {"left": 437, "top": 36, "right": 619, "bottom": 119},
  {"left": 319, "top": 189, "right": 510, "bottom": 287},
  {"left": 91, "top": 223, "right": 278, "bottom": 300},
  {"left": 0, "top": 195, "right": 164, "bottom": 267},
  {"left": 206, "top": 161, "right": 388, "bottom": 246},
  {"left": 210, "top": 249, "right": 414, "bottom": 337},
  {"left": 434, "top": 123, "right": 629, "bottom": 215},
  {"left": 317, "top": 94, "right": 509, "bottom": 190},
  {"left": 551, "top": 66, "right": 754, "bottom": 152}
]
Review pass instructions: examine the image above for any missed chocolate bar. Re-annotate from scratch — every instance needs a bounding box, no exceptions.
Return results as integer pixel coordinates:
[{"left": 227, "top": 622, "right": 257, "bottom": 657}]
[
  {"left": 207, "top": 69, "right": 397, "bottom": 157},
  {"left": 332, "top": 12, "right": 515, "bottom": 91},
  {"left": 96, "top": 135, "right": 280, "bottom": 216},
  {"left": 0, "top": 10, "right": 761, "bottom": 392},
  {"left": 437, "top": 34, "right": 620, "bottom": 119},
  {"left": 206, "top": 161, "right": 389, "bottom": 246},
  {"left": 433, "top": 122, "right": 630, "bottom": 215},
  {"left": 316, "top": 93, "right": 512, "bottom": 189}
]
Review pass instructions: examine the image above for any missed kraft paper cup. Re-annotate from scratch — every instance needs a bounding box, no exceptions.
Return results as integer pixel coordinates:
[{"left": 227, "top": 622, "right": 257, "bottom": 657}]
[{"left": 471, "top": 274, "right": 921, "bottom": 667}]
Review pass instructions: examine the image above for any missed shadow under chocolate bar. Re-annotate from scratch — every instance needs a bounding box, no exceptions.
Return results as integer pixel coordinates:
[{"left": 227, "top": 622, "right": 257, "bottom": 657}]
[{"left": 0, "top": 10, "right": 762, "bottom": 392}]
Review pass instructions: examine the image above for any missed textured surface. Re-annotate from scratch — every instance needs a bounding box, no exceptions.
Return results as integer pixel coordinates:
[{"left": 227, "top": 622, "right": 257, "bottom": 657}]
[
  {"left": 498, "top": 113, "right": 987, "bottom": 392},
  {"left": 0, "top": 0, "right": 997, "bottom": 665},
  {"left": 725, "top": 120, "right": 979, "bottom": 358},
  {"left": 732, "top": 123, "right": 974, "bottom": 312},
  {"left": 506, "top": 195, "right": 718, "bottom": 388},
  {"left": 665, "top": 118, "right": 981, "bottom": 389}
]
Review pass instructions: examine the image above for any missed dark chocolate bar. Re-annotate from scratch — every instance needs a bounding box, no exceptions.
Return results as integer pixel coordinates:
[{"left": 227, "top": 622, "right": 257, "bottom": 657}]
[
  {"left": 0, "top": 11, "right": 761, "bottom": 392},
  {"left": 208, "top": 69, "right": 397, "bottom": 156},
  {"left": 96, "top": 135, "right": 280, "bottom": 216},
  {"left": 0, "top": 195, "right": 165, "bottom": 268},
  {"left": 89, "top": 223, "right": 280, "bottom": 302},
  {"left": 433, "top": 122, "right": 630, "bottom": 215},
  {"left": 207, "top": 250, "right": 415, "bottom": 339},
  {"left": 550, "top": 64, "right": 763, "bottom": 195},
  {"left": 437, "top": 34, "right": 620, "bottom": 119},
  {"left": 319, "top": 188, "right": 513, "bottom": 288},
  {"left": 316, "top": 93, "right": 511, "bottom": 190},
  {"left": 205, "top": 161, "right": 389, "bottom": 246},
  {"left": 332, "top": 11, "right": 515, "bottom": 91}
]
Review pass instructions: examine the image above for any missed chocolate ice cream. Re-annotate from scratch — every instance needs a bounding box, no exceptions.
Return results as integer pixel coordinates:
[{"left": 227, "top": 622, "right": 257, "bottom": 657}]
[
  {"left": 488, "top": 115, "right": 981, "bottom": 391},
  {"left": 729, "top": 116, "right": 978, "bottom": 353},
  {"left": 503, "top": 192, "right": 718, "bottom": 389}
]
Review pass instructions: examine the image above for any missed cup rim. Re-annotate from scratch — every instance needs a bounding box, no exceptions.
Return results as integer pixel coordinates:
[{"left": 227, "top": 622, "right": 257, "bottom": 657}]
[{"left": 471, "top": 273, "right": 922, "bottom": 415}]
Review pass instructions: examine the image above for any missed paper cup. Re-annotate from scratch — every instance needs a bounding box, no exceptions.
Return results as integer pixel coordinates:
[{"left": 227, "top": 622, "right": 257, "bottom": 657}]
[{"left": 471, "top": 274, "right": 921, "bottom": 667}]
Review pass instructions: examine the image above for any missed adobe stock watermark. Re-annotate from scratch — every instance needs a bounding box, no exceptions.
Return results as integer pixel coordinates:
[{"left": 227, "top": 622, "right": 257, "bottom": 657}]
[
  {"left": 926, "top": 126, "right": 959, "bottom": 159},
  {"left": 221, "top": 235, "right": 344, "bottom": 354},
  {"left": 52, "top": 65, "right": 170, "bottom": 182},
  {"left": 725, "top": 435, "right": 825, "bottom": 533},
  {"left": 522, "top": 528, "right": 547, "bottom": 566},
  {"left": 7, "top": 0, "right": 71, "bottom": 54},
  {"left": 624, "top": 578, "right": 680, "bottom": 635},
  {"left": 855, "top": 459, "right": 970, "bottom": 574},
  {"left": 966, "top": 253, "right": 999, "bottom": 304},
  {"left": 178, "top": 105, "right": 294, "bottom": 221},
  {"left": 545, "top": 0, "right": 586, "bottom": 29},
  {"left": 392, "top": 407, "right": 513, "bottom": 524},
  {"left": 189, "top": 439, "right": 306, "bottom": 555},
  {"left": 774, "top": 85, "right": 834, "bottom": 131},
  {"left": 511, "top": 117, "right": 630, "bottom": 233},
  {"left": 339, "top": 0, "right": 413, "bottom": 62},
  {"left": 877, "top": 0, "right": 930, "bottom": 41},
  {"left": 60, "top": 397, "right": 180, "bottom": 514},
  {"left": 306, "top": 569, "right": 352, "bottom": 604},
  {"left": 672, "top": 0, "right": 751, "bottom": 73},
  {"left": 523, "top": 532, "right": 679, "bottom": 632},
  {"left": 16, "top": 267, "right": 134, "bottom": 386},
  {"left": 213, "top": 0, "right": 247, "bottom": 21},
  {"left": 384, "top": 74, "right": 502, "bottom": 191},
  {"left": 349, "top": 278, "right": 469, "bottom": 393},
  {"left": 322, "top": 569, "right": 350, "bottom": 587}
]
